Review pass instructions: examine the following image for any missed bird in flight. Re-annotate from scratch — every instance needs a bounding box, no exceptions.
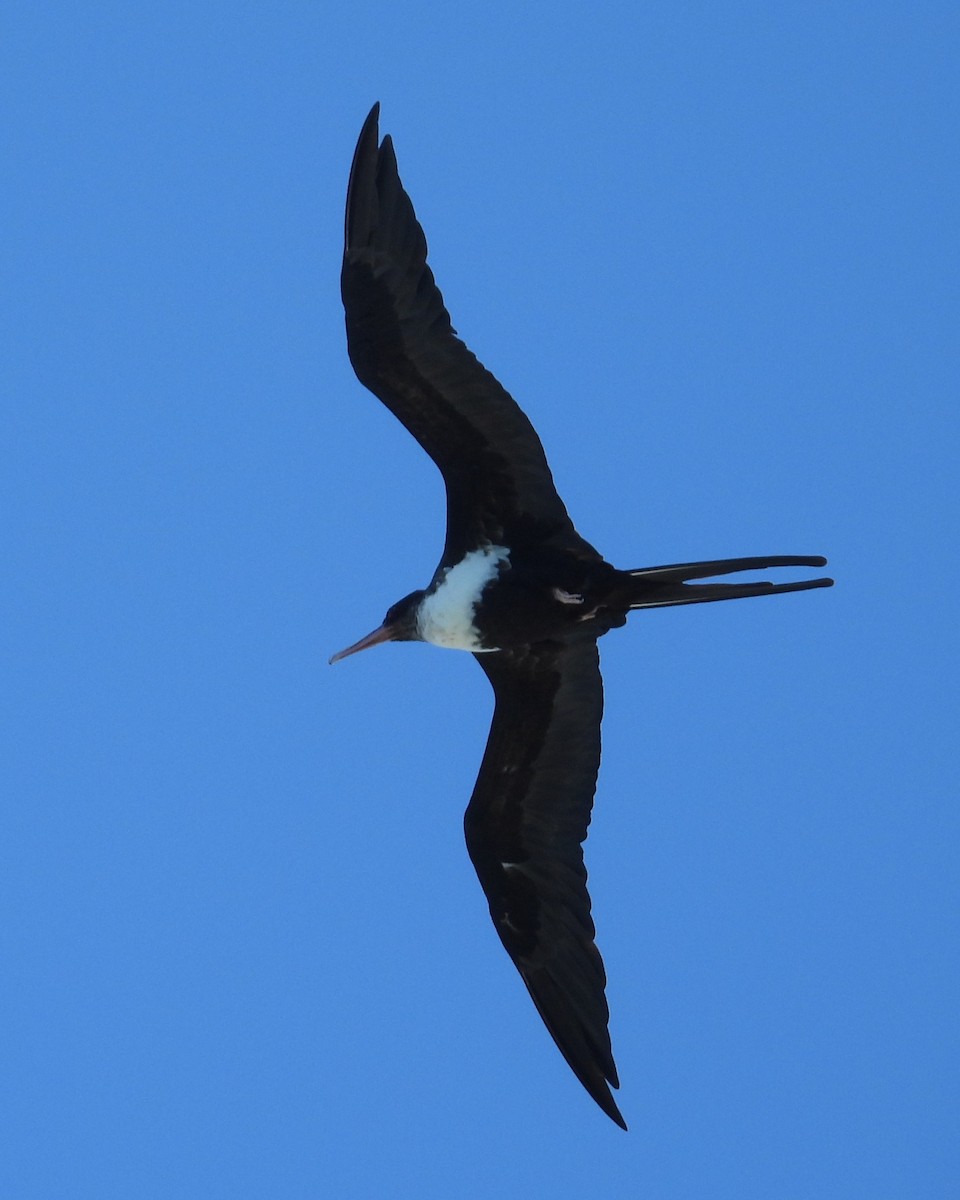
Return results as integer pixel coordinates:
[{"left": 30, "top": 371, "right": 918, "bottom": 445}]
[{"left": 331, "top": 103, "right": 832, "bottom": 1130}]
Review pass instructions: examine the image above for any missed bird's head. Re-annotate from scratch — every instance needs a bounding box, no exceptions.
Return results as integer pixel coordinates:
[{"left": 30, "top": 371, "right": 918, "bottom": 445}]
[{"left": 328, "top": 590, "right": 426, "bottom": 664}]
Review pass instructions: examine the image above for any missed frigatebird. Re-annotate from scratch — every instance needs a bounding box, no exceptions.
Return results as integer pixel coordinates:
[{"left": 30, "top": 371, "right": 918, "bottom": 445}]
[{"left": 331, "top": 103, "right": 832, "bottom": 1130}]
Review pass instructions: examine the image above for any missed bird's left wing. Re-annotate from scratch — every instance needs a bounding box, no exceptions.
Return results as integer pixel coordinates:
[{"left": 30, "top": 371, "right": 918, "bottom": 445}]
[{"left": 465, "top": 638, "right": 625, "bottom": 1129}]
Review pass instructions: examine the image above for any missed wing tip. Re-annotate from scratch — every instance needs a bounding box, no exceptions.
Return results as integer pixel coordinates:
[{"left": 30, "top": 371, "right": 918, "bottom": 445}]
[
  {"left": 565, "top": 1049, "right": 627, "bottom": 1129},
  {"left": 577, "top": 1056, "right": 628, "bottom": 1130},
  {"left": 578, "top": 1049, "right": 627, "bottom": 1128},
  {"left": 606, "top": 1096, "right": 629, "bottom": 1132},
  {"left": 345, "top": 102, "right": 383, "bottom": 250},
  {"left": 358, "top": 101, "right": 380, "bottom": 145}
]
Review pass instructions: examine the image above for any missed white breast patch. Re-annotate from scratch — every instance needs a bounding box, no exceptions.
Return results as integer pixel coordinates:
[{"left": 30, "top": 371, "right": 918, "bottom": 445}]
[{"left": 417, "top": 545, "right": 510, "bottom": 650}]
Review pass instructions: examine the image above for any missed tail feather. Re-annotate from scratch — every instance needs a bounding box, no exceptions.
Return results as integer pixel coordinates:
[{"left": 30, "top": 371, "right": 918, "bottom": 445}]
[{"left": 620, "top": 555, "right": 833, "bottom": 610}]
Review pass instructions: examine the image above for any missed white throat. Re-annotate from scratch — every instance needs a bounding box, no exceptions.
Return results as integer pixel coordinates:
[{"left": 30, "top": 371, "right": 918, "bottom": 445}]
[{"left": 417, "top": 545, "right": 510, "bottom": 650}]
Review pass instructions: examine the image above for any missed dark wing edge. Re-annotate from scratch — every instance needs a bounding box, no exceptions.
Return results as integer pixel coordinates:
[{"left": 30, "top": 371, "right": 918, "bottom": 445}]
[
  {"left": 341, "top": 104, "right": 578, "bottom": 564},
  {"left": 465, "top": 639, "right": 626, "bottom": 1130}
]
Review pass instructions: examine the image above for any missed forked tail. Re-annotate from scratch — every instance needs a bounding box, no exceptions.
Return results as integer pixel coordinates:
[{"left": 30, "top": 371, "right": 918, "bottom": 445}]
[{"left": 619, "top": 555, "right": 833, "bottom": 610}]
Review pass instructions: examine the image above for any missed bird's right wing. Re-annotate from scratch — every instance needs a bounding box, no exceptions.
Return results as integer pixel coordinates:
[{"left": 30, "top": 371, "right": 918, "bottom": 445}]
[
  {"left": 341, "top": 104, "right": 585, "bottom": 566},
  {"left": 465, "top": 638, "right": 625, "bottom": 1129}
]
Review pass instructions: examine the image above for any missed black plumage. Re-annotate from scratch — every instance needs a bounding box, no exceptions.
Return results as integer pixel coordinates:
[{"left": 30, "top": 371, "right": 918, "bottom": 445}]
[
  {"left": 333, "top": 103, "right": 832, "bottom": 1130},
  {"left": 341, "top": 103, "right": 579, "bottom": 567}
]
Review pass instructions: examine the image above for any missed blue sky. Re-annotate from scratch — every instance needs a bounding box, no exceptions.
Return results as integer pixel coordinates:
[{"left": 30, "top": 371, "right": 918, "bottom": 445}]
[{"left": 3, "top": 3, "right": 958, "bottom": 1196}]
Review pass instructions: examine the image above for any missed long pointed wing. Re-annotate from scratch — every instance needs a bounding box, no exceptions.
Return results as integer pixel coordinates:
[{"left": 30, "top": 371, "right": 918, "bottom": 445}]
[
  {"left": 464, "top": 638, "right": 625, "bottom": 1129},
  {"left": 341, "top": 104, "right": 579, "bottom": 566}
]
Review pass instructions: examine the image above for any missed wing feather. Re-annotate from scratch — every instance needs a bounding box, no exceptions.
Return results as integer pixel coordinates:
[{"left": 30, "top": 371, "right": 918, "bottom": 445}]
[
  {"left": 464, "top": 638, "right": 625, "bottom": 1129},
  {"left": 341, "top": 104, "right": 577, "bottom": 564}
]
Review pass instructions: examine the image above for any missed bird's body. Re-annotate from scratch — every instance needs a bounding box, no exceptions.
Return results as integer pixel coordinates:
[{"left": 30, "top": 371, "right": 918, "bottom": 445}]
[{"left": 332, "top": 104, "right": 832, "bottom": 1130}]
